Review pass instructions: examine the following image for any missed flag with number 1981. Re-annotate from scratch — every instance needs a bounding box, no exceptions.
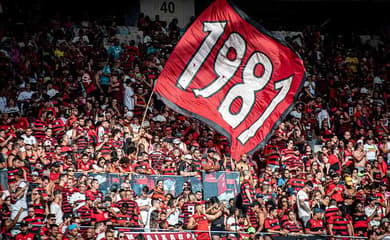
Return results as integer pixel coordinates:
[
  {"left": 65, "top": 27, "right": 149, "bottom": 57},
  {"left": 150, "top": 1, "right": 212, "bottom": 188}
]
[{"left": 154, "top": 0, "right": 306, "bottom": 160}]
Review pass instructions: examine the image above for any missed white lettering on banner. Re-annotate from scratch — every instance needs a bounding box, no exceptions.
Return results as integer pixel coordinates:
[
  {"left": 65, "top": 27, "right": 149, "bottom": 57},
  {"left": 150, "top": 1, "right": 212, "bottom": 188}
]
[
  {"left": 218, "top": 52, "right": 273, "bottom": 128},
  {"left": 177, "top": 21, "right": 294, "bottom": 144},
  {"left": 177, "top": 21, "right": 227, "bottom": 90},
  {"left": 125, "top": 233, "right": 193, "bottom": 240},
  {"left": 237, "top": 76, "right": 293, "bottom": 144},
  {"left": 193, "top": 32, "right": 246, "bottom": 98}
]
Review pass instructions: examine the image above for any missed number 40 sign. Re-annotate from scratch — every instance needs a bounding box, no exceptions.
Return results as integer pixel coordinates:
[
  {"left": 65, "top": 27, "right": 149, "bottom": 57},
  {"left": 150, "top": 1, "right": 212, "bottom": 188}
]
[{"left": 154, "top": 0, "right": 305, "bottom": 159}]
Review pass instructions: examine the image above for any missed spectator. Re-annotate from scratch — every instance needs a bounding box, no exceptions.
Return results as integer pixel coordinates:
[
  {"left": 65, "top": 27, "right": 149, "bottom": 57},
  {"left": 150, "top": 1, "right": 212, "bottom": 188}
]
[{"left": 297, "top": 181, "right": 313, "bottom": 227}]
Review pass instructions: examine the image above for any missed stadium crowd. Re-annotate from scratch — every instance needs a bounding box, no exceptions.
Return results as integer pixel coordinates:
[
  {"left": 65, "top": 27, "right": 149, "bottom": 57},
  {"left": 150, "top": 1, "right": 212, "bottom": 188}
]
[{"left": 0, "top": 7, "right": 389, "bottom": 240}]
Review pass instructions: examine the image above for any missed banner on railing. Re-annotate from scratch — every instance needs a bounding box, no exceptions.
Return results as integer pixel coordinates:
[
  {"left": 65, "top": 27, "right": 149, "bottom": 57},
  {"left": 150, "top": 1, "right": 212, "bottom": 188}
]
[
  {"left": 125, "top": 232, "right": 194, "bottom": 240},
  {"left": 203, "top": 171, "right": 240, "bottom": 202},
  {"left": 72, "top": 172, "right": 240, "bottom": 200},
  {"left": 130, "top": 174, "right": 203, "bottom": 197}
]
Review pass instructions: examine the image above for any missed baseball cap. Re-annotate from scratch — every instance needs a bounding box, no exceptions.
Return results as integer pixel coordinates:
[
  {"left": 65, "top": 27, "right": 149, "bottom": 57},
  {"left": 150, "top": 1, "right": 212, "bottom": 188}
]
[
  {"left": 20, "top": 221, "right": 29, "bottom": 227},
  {"left": 51, "top": 161, "right": 61, "bottom": 168},
  {"left": 367, "top": 196, "right": 375, "bottom": 202},
  {"left": 68, "top": 224, "right": 78, "bottom": 231},
  {"left": 31, "top": 171, "right": 39, "bottom": 176},
  {"left": 313, "top": 208, "right": 325, "bottom": 214},
  {"left": 173, "top": 138, "right": 181, "bottom": 145},
  {"left": 103, "top": 196, "right": 112, "bottom": 202},
  {"left": 331, "top": 172, "right": 339, "bottom": 178},
  {"left": 207, "top": 148, "right": 216, "bottom": 153},
  {"left": 345, "top": 176, "right": 353, "bottom": 186},
  {"left": 256, "top": 193, "right": 264, "bottom": 199},
  {"left": 247, "top": 227, "right": 256, "bottom": 234},
  {"left": 184, "top": 154, "right": 192, "bottom": 160}
]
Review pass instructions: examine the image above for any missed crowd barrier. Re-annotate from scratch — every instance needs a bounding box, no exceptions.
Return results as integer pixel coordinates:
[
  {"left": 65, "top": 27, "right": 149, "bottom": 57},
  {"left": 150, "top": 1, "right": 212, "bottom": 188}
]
[
  {"left": 0, "top": 169, "right": 240, "bottom": 202},
  {"left": 24, "top": 225, "right": 368, "bottom": 240}
]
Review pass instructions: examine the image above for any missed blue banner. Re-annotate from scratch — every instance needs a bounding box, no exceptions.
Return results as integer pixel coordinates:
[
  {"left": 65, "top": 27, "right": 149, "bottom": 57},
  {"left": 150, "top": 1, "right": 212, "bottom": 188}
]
[
  {"left": 202, "top": 171, "right": 241, "bottom": 203},
  {"left": 2, "top": 171, "right": 240, "bottom": 200}
]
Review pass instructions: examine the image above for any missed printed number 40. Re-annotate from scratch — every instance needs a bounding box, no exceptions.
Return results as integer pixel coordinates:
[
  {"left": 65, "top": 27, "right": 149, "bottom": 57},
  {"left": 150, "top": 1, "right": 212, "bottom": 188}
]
[{"left": 176, "top": 21, "right": 293, "bottom": 145}]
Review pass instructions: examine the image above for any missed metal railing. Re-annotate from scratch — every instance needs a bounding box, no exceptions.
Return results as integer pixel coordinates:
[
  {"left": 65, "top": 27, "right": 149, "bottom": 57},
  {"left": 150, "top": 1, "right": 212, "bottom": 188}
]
[{"left": 16, "top": 225, "right": 368, "bottom": 240}]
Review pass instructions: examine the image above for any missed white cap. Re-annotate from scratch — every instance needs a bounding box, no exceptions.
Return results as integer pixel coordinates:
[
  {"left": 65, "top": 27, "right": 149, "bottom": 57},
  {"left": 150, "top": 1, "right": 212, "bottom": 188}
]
[{"left": 184, "top": 154, "right": 193, "bottom": 160}]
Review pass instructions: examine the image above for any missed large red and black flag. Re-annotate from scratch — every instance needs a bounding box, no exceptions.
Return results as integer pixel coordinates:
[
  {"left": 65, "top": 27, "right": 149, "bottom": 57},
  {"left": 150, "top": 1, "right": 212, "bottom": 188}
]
[{"left": 154, "top": 0, "right": 306, "bottom": 160}]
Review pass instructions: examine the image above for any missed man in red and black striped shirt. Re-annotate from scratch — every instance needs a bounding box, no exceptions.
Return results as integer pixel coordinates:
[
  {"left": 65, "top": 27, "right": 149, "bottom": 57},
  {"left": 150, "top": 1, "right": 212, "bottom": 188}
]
[
  {"left": 353, "top": 202, "right": 369, "bottom": 235},
  {"left": 114, "top": 203, "right": 133, "bottom": 230},
  {"left": 85, "top": 179, "right": 103, "bottom": 201},
  {"left": 240, "top": 171, "right": 255, "bottom": 213},
  {"left": 150, "top": 143, "right": 165, "bottom": 172},
  {"left": 182, "top": 194, "right": 197, "bottom": 229},
  {"left": 32, "top": 116, "right": 47, "bottom": 140},
  {"left": 247, "top": 201, "right": 265, "bottom": 233},
  {"left": 73, "top": 119, "right": 89, "bottom": 152},
  {"left": 287, "top": 176, "right": 306, "bottom": 194},
  {"left": 96, "top": 134, "right": 113, "bottom": 159},
  {"left": 264, "top": 207, "right": 288, "bottom": 237},
  {"left": 325, "top": 199, "right": 339, "bottom": 223},
  {"left": 263, "top": 138, "right": 281, "bottom": 171},
  {"left": 22, "top": 206, "right": 43, "bottom": 233},
  {"left": 76, "top": 198, "right": 93, "bottom": 226},
  {"left": 283, "top": 210, "right": 303, "bottom": 235},
  {"left": 306, "top": 208, "right": 325, "bottom": 235},
  {"left": 328, "top": 208, "right": 353, "bottom": 237}
]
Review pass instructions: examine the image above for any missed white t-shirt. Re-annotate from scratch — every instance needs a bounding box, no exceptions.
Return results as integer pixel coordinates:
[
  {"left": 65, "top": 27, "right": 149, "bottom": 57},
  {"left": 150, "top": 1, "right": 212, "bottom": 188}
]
[
  {"left": 297, "top": 190, "right": 311, "bottom": 218},
  {"left": 136, "top": 197, "right": 152, "bottom": 225},
  {"left": 144, "top": 207, "right": 158, "bottom": 231},
  {"left": 47, "top": 89, "right": 59, "bottom": 98},
  {"left": 227, "top": 216, "right": 239, "bottom": 231},
  {"left": 365, "top": 205, "right": 384, "bottom": 227},
  {"left": 317, "top": 110, "right": 330, "bottom": 129},
  {"left": 0, "top": 96, "right": 7, "bottom": 113},
  {"left": 22, "top": 134, "right": 37, "bottom": 145},
  {"left": 130, "top": 123, "right": 141, "bottom": 134},
  {"left": 5, "top": 106, "right": 20, "bottom": 114},
  {"left": 152, "top": 114, "right": 166, "bottom": 122},
  {"left": 17, "top": 91, "right": 34, "bottom": 101},
  {"left": 387, "top": 142, "right": 390, "bottom": 164},
  {"left": 123, "top": 83, "right": 134, "bottom": 111},
  {"left": 11, "top": 180, "right": 28, "bottom": 221},
  {"left": 166, "top": 208, "right": 180, "bottom": 226},
  {"left": 364, "top": 144, "right": 378, "bottom": 161},
  {"left": 96, "top": 126, "right": 105, "bottom": 143},
  {"left": 50, "top": 202, "right": 63, "bottom": 225}
]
